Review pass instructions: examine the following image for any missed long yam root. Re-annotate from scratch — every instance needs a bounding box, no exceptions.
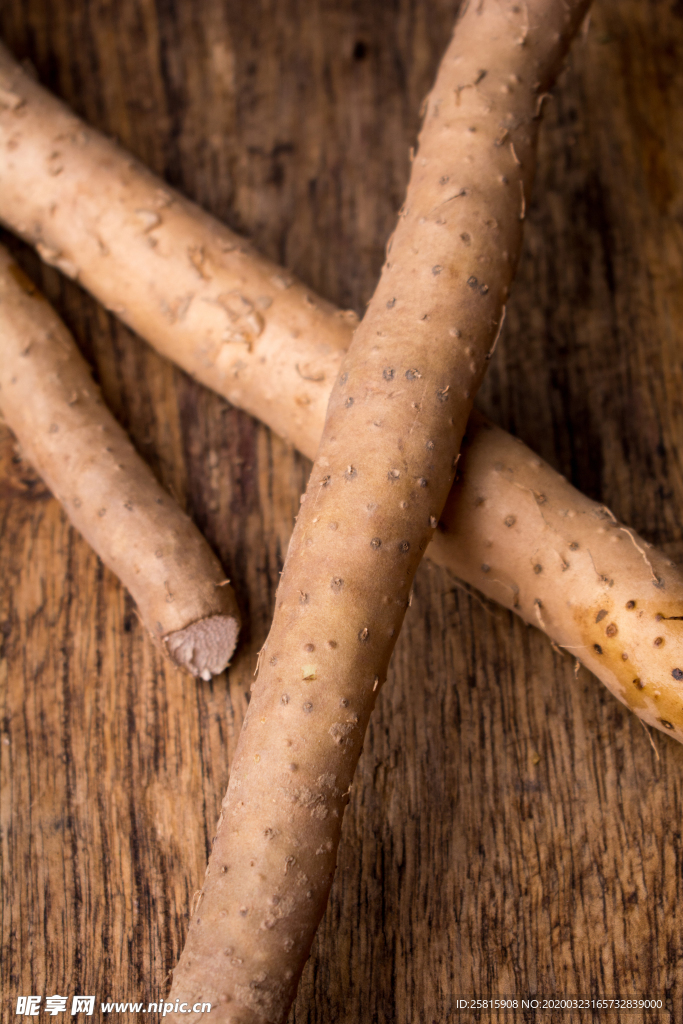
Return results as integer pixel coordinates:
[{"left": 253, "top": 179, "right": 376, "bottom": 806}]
[
  {"left": 0, "top": 244, "right": 240, "bottom": 677},
  {"left": 0, "top": 36, "right": 679, "bottom": 737},
  {"left": 167, "top": 2, "right": 592, "bottom": 1020}
]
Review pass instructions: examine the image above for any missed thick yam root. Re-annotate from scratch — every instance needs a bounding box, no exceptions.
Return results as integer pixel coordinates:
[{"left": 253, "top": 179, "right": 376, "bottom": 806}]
[
  {"left": 167, "top": 2, "right": 592, "bottom": 1021},
  {"left": 0, "top": 246, "right": 240, "bottom": 675}
]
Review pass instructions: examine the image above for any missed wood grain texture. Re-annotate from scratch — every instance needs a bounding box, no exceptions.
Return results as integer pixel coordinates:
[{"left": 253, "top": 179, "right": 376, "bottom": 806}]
[{"left": 1, "top": 1, "right": 682, "bottom": 1022}]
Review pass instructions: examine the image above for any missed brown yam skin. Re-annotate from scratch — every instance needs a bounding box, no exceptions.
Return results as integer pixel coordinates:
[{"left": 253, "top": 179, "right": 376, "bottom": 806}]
[
  {"left": 1, "top": 34, "right": 679, "bottom": 738},
  {"left": 0, "top": 245, "right": 240, "bottom": 677},
  {"left": 168, "top": 3, "right": 592, "bottom": 1021}
]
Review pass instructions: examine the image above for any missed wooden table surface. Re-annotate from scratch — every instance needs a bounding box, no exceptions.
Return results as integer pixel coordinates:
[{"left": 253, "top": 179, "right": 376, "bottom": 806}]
[{"left": 1, "top": 1, "right": 683, "bottom": 1021}]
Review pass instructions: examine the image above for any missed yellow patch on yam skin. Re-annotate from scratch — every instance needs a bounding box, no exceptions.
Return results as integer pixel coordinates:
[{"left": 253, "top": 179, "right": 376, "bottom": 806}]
[{"left": 574, "top": 596, "right": 683, "bottom": 739}]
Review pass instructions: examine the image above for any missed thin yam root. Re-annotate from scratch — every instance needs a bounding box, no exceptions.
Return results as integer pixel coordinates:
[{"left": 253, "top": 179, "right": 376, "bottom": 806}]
[
  {"left": 0, "top": 37, "right": 679, "bottom": 734},
  {"left": 0, "top": 245, "right": 240, "bottom": 677},
  {"left": 168, "top": 2, "right": 591, "bottom": 1020}
]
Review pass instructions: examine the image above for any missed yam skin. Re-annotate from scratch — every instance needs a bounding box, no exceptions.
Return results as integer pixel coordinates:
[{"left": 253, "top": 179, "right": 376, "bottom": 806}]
[
  {"left": 0, "top": 34, "right": 679, "bottom": 720},
  {"left": 0, "top": 245, "right": 240, "bottom": 678},
  {"left": 167, "top": 3, "right": 593, "bottom": 1021},
  {"left": 0, "top": 34, "right": 680, "bottom": 747}
]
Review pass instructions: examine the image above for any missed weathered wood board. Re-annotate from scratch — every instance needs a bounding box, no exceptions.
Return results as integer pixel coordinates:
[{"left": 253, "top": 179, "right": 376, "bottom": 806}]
[{"left": 1, "top": 1, "right": 683, "bottom": 1021}]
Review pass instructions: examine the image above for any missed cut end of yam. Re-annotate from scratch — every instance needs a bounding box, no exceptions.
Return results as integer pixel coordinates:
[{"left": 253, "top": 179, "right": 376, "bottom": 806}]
[{"left": 164, "top": 613, "right": 241, "bottom": 679}]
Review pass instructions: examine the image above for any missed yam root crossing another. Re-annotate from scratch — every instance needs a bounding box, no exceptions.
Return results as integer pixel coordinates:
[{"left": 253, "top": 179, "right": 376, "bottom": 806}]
[
  {"left": 0, "top": 244, "right": 240, "bottom": 678},
  {"left": 168, "top": 2, "right": 593, "bottom": 1021},
  {"left": 0, "top": 41, "right": 680, "bottom": 739}
]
